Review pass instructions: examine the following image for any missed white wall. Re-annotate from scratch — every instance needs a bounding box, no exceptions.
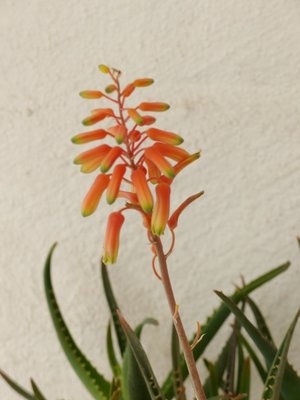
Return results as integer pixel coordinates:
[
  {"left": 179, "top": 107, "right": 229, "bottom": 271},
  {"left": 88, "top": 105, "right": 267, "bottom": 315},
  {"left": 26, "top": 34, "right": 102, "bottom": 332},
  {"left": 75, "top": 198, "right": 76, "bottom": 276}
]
[{"left": 1, "top": 1, "right": 299, "bottom": 398}]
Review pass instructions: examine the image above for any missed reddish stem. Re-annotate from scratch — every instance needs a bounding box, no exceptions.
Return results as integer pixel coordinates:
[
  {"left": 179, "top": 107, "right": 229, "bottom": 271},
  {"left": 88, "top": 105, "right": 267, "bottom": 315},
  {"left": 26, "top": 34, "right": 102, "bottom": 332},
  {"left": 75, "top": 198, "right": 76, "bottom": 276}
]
[{"left": 152, "top": 235, "right": 207, "bottom": 400}]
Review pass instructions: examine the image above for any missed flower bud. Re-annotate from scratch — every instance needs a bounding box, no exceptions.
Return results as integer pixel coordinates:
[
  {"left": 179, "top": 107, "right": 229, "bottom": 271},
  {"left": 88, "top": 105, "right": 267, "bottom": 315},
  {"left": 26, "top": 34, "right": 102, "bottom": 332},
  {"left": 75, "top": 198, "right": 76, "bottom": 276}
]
[
  {"left": 100, "top": 147, "right": 123, "bottom": 172},
  {"left": 140, "top": 116, "right": 156, "bottom": 126},
  {"left": 71, "top": 129, "right": 108, "bottom": 144},
  {"left": 138, "top": 102, "right": 170, "bottom": 112},
  {"left": 81, "top": 174, "right": 110, "bottom": 217},
  {"left": 79, "top": 91, "right": 104, "bottom": 99},
  {"left": 131, "top": 168, "right": 153, "bottom": 213},
  {"left": 105, "top": 84, "right": 117, "bottom": 94},
  {"left": 145, "top": 128, "right": 183, "bottom": 146},
  {"left": 107, "top": 125, "right": 127, "bottom": 144},
  {"left": 133, "top": 78, "right": 154, "bottom": 87},
  {"left": 121, "top": 83, "right": 135, "bottom": 97},
  {"left": 98, "top": 64, "right": 110, "bottom": 73},
  {"left": 73, "top": 144, "right": 111, "bottom": 165},
  {"left": 151, "top": 183, "right": 171, "bottom": 236},
  {"left": 106, "top": 165, "right": 126, "bottom": 204},
  {"left": 153, "top": 143, "right": 190, "bottom": 161},
  {"left": 103, "top": 212, "right": 125, "bottom": 264},
  {"left": 82, "top": 109, "right": 114, "bottom": 126},
  {"left": 127, "top": 109, "right": 144, "bottom": 125},
  {"left": 144, "top": 147, "right": 175, "bottom": 178}
]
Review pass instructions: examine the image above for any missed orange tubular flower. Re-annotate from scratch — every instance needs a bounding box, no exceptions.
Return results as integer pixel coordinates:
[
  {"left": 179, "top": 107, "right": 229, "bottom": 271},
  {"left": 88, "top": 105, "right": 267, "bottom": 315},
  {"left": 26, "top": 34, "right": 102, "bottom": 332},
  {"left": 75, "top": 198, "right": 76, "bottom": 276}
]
[
  {"left": 144, "top": 147, "right": 175, "bottom": 178},
  {"left": 100, "top": 147, "right": 123, "bottom": 173},
  {"left": 151, "top": 183, "right": 171, "bottom": 236},
  {"left": 82, "top": 108, "right": 114, "bottom": 126},
  {"left": 74, "top": 144, "right": 111, "bottom": 165},
  {"left": 145, "top": 128, "right": 183, "bottom": 146},
  {"left": 121, "top": 83, "right": 135, "bottom": 97},
  {"left": 71, "top": 129, "right": 108, "bottom": 144},
  {"left": 127, "top": 109, "right": 144, "bottom": 125},
  {"left": 81, "top": 174, "right": 110, "bottom": 217},
  {"left": 131, "top": 168, "right": 153, "bottom": 213},
  {"left": 153, "top": 143, "right": 190, "bottom": 161},
  {"left": 138, "top": 102, "right": 170, "bottom": 112},
  {"left": 103, "top": 212, "right": 125, "bottom": 264},
  {"left": 174, "top": 152, "right": 201, "bottom": 175},
  {"left": 107, "top": 125, "right": 127, "bottom": 144},
  {"left": 144, "top": 158, "right": 161, "bottom": 183},
  {"left": 79, "top": 90, "right": 104, "bottom": 99},
  {"left": 106, "top": 165, "right": 126, "bottom": 204},
  {"left": 133, "top": 78, "right": 154, "bottom": 87},
  {"left": 80, "top": 157, "right": 104, "bottom": 173},
  {"left": 140, "top": 115, "right": 156, "bottom": 126}
]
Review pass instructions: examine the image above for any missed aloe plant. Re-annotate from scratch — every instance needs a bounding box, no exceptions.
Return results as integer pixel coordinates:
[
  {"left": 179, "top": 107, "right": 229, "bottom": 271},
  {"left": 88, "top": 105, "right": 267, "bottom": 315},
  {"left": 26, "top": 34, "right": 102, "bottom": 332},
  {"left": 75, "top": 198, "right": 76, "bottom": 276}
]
[{"left": 1, "top": 66, "right": 299, "bottom": 400}]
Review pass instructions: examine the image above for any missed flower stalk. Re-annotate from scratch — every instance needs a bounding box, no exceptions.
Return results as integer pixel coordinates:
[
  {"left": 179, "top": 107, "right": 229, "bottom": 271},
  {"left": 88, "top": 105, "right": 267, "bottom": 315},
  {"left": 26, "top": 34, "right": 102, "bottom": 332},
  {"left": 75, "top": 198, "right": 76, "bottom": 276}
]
[{"left": 152, "top": 235, "right": 207, "bottom": 400}]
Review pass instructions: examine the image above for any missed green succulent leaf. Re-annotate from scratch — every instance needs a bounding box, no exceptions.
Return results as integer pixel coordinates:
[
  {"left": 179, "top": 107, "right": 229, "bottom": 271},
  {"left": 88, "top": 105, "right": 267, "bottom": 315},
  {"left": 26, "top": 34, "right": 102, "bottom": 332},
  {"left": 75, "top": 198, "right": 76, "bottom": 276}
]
[
  {"left": 30, "top": 379, "right": 47, "bottom": 400},
  {"left": 109, "top": 377, "right": 121, "bottom": 400},
  {"left": 162, "top": 262, "right": 290, "bottom": 399},
  {"left": 171, "top": 325, "right": 187, "bottom": 400},
  {"left": 106, "top": 322, "right": 121, "bottom": 377},
  {"left": 203, "top": 334, "right": 232, "bottom": 394},
  {"left": 237, "top": 357, "right": 250, "bottom": 400},
  {"left": 246, "top": 297, "right": 274, "bottom": 345},
  {"left": 118, "top": 311, "right": 165, "bottom": 400},
  {"left": 239, "top": 333, "right": 267, "bottom": 383},
  {"left": 0, "top": 370, "right": 34, "bottom": 400},
  {"left": 262, "top": 310, "right": 300, "bottom": 400},
  {"left": 215, "top": 290, "right": 300, "bottom": 400},
  {"left": 101, "top": 262, "right": 127, "bottom": 356},
  {"left": 203, "top": 359, "right": 218, "bottom": 397},
  {"left": 44, "top": 243, "right": 110, "bottom": 400},
  {"left": 236, "top": 340, "right": 245, "bottom": 395},
  {"left": 122, "top": 318, "right": 159, "bottom": 400}
]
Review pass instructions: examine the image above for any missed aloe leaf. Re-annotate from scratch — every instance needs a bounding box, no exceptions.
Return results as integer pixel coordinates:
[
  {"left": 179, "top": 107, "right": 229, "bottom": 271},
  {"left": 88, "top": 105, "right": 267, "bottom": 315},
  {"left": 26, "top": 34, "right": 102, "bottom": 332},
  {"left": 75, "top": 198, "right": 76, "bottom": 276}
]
[
  {"left": 44, "top": 244, "right": 110, "bottom": 400},
  {"left": 203, "top": 359, "right": 218, "bottom": 397},
  {"left": 224, "top": 330, "right": 238, "bottom": 394},
  {"left": 203, "top": 334, "right": 232, "bottom": 394},
  {"left": 118, "top": 311, "right": 165, "bottom": 400},
  {"left": 262, "top": 310, "right": 300, "bottom": 400},
  {"left": 122, "top": 318, "right": 158, "bottom": 400},
  {"left": 162, "top": 262, "right": 290, "bottom": 399},
  {"left": 171, "top": 325, "right": 187, "bottom": 400},
  {"left": 237, "top": 357, "right": 250, "bottom": 399},
  {"left": 236, "top": 340, "right": 245, "bottom": 395},
  {"left": 109, "top": 377, "right": 121, "bottom": 400},
  {"left": 30, "top": 379, "right": 47, "bottom": 400},
  {"left": 106, "top": 322, "right": 121, "bottom": 377},
  {"left": 215, "top": 290, "right": 300, "bottom": 400},
  {"left": 0, "top": 370, "right": 34, "bottom": 400},
  {"left": 101, "top": 262, "right": 127, "bottom": 356},
  {"left": 246, "top": 297, "right": 274, "bottom": 345},
  {"left": 239, "top": 333, "right": 267, "bottom": 383}
]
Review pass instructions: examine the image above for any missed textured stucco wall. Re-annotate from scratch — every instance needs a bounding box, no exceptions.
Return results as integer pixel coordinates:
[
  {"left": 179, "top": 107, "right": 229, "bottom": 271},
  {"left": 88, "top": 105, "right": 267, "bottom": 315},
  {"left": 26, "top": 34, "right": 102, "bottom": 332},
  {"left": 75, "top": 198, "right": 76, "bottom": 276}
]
[{"left": 1, "top": 1, "right": 300, "bottom": 398}]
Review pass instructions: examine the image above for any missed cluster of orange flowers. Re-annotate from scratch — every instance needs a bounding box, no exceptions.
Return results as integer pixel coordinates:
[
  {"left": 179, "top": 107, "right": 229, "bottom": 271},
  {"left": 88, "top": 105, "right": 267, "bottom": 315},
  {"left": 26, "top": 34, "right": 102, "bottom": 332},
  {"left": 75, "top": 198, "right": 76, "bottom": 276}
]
[{"left": 72, "top": 65, "right": 202, "bottom": 265}]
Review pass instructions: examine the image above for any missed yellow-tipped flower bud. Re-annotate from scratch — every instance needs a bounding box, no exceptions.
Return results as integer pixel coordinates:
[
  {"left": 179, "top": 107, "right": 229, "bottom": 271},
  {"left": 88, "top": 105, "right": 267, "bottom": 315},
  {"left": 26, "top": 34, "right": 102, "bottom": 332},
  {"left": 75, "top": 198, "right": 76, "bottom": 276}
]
[
  {"left": 151, "top": 183, "right": 171, "bottom": 236},
  {"left": 98, "top": 64, "right": 110, "bottom": 73},
  {"left": 79, "top": 91, "right": 104, "bottom": 99},
  {"left": 105, "top": 84, "right": 117, "bottom": 94}
]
